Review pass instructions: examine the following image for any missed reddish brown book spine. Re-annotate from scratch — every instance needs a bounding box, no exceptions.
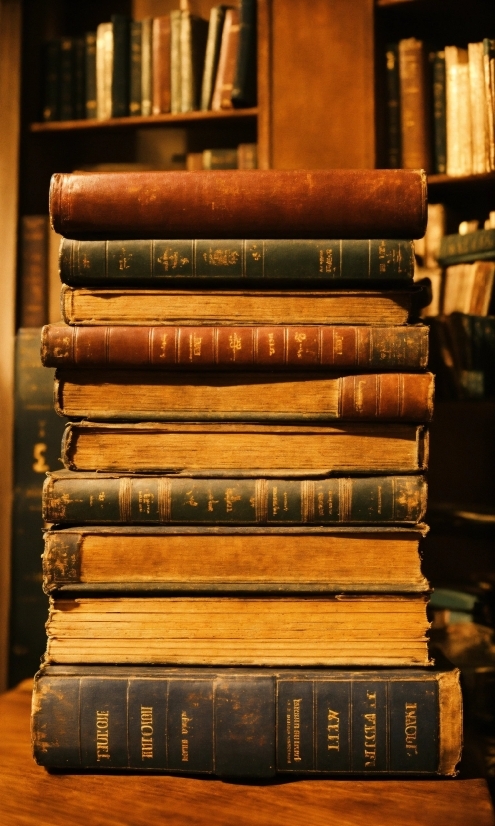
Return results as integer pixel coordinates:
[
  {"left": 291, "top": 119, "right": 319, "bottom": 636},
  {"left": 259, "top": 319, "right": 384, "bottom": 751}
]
[
  {"left": 49, "top": 169, "right": 428, "bottom": 240},
  {"left": 152, "top": 16, "right": 171, "bottom": 115},
  {"left": 211, "top": 8, "right": 240, "bottom": 110},
  {"left": 41, "top": 323, "right": 429, "bottom": 371}
]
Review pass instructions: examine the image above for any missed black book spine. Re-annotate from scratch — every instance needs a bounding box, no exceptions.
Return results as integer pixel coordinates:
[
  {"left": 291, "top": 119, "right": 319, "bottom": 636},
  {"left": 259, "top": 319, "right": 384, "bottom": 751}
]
[
  {"left": 32, "top": 667, "right": 461, "bottom": 776},
  {"left": 59, "top": 37, "right": 74, "bottom": 121},
  {"left": 431, "top": 51, "right": 446, "bottom": 174},
  {"left": 111, "top": 14, "right": 130, "bottom": 118},
  {"left": 231, "top": 0, "right": 257, "bottom": 107},
  {"left": 385, "top": 44, "right": 401, "bottom": 168},
  {"left": 42, "top": 40, "right": 60, "bottom": 122},
  {"left": 85, "top": 33, "right": 97, "bottom": 119},
  {"left": 73, "top": 38, "right": 86, "bottom": 120}
]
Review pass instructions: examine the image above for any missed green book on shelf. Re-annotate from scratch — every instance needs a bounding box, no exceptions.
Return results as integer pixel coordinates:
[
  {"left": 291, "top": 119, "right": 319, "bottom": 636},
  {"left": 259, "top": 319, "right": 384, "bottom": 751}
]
[{"left": 437, "top": 228, "right": 495, "bottom": 266}]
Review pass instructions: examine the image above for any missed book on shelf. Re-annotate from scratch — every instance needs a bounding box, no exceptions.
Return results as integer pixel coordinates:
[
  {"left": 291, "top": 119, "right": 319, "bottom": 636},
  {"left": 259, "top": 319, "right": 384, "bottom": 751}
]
[
  {"left": 84, "top": 32, "right": 97, "bottom": 119},
  {"left": 18, "top": 216, "right": 48, "bottom": 328},
  {"left": 42, "top": 40, "right": 60, "bottom": 121},
  {"left": 110, "top": 14, "right": 130, "bottom": 118},
  {"left": 200, "top": 5, "right": 227, "bottom": 111},
  {"left": 32, "top": 664, "right": 462, "bottom": 776},
  {"left": 48, "top": 169, "right": 428, "bottom": 240},
  {"left": 428, "top": 313, "right": 495, "bottom": 400},
  {"left": 438, "top": 227, "right": 495, "bottom": 266},
  {"left": 442, "top": 261, "right": 495, "bottom": 316},
  {"left": 398, "top": 38, "right": 432, "bottom": 172},
  {"left": 59, "top": 286, "right": 427, "bottom": 326},
  {"left": 57, "top": 238, "right": 416, "bottom": 284},
  {"left": 211, "top": 8, "right": 240, "bottom": 110},
  {"left": 43, "top": 594, "right": 431, "bottom": 666},
  {"left": 151, "top": 16, "right": 171, "bottom": 115},
  {"left": 179, "top": 11, "right": 209, "bottom": 113},
  {"left": 42, "top": 471, "right": 428, "bottom": 526},
  {"left": 445, "top": 46, "right": 472, "bottom": 177},
  {"left": 237, "top": 142, "right": 257, "bottom": 168},
  {"left": 96, "top": 22, "right": 113, "bottom": 120},
  {"left": 385, "top": 43, "right": 401, "bottom": 169},
  {"left": 430, "top": 50, "right": 446, "bottom": 175},
  {"left": 231, "top": 0, "right": 257, "bottom": 108},
  {"left": 52, "top": 370, "right": 435, "bottom": 422},
  {"left": 42, "top": 524, "right": 429, "bottom": 594},
  {"left": 141, "top": 17, "right": 153, "bottom": 117},
  {"left": 41, "top": 323, "right": 429, "bottom": 371},
  {"left": 129, "top": 20, "right": 142, "bottom": 116},
  {"left": 202, "top": 147, "right": 238, "bottom": 169},
  {"left": 60, "top": 421, "right": 428, "bottom": 475}
]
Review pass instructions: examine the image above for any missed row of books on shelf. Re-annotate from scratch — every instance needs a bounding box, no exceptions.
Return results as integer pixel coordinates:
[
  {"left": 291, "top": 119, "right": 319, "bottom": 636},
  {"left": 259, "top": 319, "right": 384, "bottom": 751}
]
[
  {"left": 42, "top": 2, "right": 256, "bottom": 123},
  {"left": 19, "top": 167, "right": 463, "bottom": 776},
  {"left": 386, "top": 37, "right": 495, "bottom": 176}
]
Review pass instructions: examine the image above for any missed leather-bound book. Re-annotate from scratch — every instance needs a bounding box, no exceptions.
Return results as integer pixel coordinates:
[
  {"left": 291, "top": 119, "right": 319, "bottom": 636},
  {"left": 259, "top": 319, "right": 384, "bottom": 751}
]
[
  {"left": 42, "top": 524, "right": 429, "bottom": 594},
  {"left": 44, "top": 594, "right": 431, "bottom": 666},
  {"left": 430, "top": 51, "right": 446, "bottom": 174},
  {"left": 231, "top": 0, "right": 256, "bottom": 108},
  {"left": 129, "top": 20, "right": 142, "bottom": 116},
  {"left": 32, "top": 664, "right": 462, "bottom": 775},
  {"left": 211, "top": 8, "right": 240, "bottom": 110},
  {"left": 49, "top": 169, "right": 428, "bottom": 240},
  {"left": 385, "top": 44, "right": 401, "bottom": 168},
  {"left": 84, "top": 32, "right": 97, "bottom": 119},
  {"left": 180, "top": 11, "right": 208, "bottom": 112},
  {"left": 445, "top": 46, "right": 472, "bottom": 177},
  {"left": 53, "top": 370, "right": 435, "bottom": 422},
  {"left": 42, "top": 40, "right": 60, "bottom": 121},
  {"left": 152, "top": 16, "right": 171, "bottom": 115},
  {"left": 200, "top": 5, "right": 228, "bottom": 110},
  {"left": 73, "top": 38, "right": 85, "bottom": 120},
  {"left": 59, "top": 37, "right": 74, "bottom": 121},
  {"left": 398, "top": 38, "right": 432, "bottom": 172},
  {"left": 42, "top": 471, "right": 427, "bottom": 526},
  {"left": 96, "top": 22, "right": 113, "bottom": 120},
  {"left": 141, "top": 17, "right": 153, "bottom": 117},
  {"left": 60, "top": 421, "right": 429, "bottom": 474},
  {"left": 111, "top": 15, "right": 130, "bottom": 118},
  {"left": 41, "top": 323, "right": 429, "bottom": 371}
]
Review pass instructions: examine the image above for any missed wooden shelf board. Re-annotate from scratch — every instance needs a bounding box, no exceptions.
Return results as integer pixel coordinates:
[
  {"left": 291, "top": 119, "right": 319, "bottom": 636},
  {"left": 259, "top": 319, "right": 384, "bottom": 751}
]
[
  {"left": 30, "top": 108, "right": 259, "bottom": 133},
  {"left": 428, "top": 172, "right": 495, "bottom": 186}
]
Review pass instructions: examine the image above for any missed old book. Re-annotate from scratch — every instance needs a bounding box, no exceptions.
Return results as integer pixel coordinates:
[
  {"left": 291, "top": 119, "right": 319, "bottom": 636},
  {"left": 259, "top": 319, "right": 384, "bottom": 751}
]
[
  {"left": 180, "top": 11, "right": 208, "bottom": 112},
  {"left": 468, "top": 42, "right": 489, "bottom": 174},
  {"left": 231, "top": 0, "right": 256, "bottom": 108},
  {"left": 58, "top": 238, "right": 415, "bottom": 285},
  {"left": 141, "top": 17, "right": 153, "bottom": 117},
  {"left": 9, "top": 330, "right": 66, "bottom": 686},
  {"left": 398, "top": 38, "right": 432, "bottom": 172},
  {"left": 211, "top": 8, "right": 239, "bottom": 110},
  {"left": 430, "top": 51, "right": 446, "bottom": 174},
  {"left": 44, "top": 594, "right": 431, "bottom": 666},
  {"left": 438, "top": 228, "right": 495, "bottom": 265},
  {"left": 152, "top": 16, "right": 171, "bottom": 115},
  {"left": 47, "top": 224, "right": 63, "bottom": 324},
  {"left": 84, "top": 32, "right": 97, "bottom": 119},
  {"left": 443, "top": 262, "right": 495, "bottom": 316},
  {"left": 32, "top": 664, "right": 462, "bottom": 775},
  {"left": 59, "top": 37, "right": 74, "bottom": 121},
  {"left": 96, "top": 22, "right": 113, "bottom": 120},
  {"left": 42, "top": 40, "right": 60, "bottom": 121},
  {"left": 73, "top": 38, "right": 85, "bottom": 120},
  {"left": 60, "top": 286, "right": 426, "bottom": 326},
  {"left": 42, "top": 524, "right": 429, "bottom": 594},
  {"left": 237, "top": 142, "right": 257, "bottom": 168},
  {"left": 202, "top": 147, "right": 238, "bottom": 169},
  {"left": 41, "top": 323, "right": 429, "bottom": 371},
  {"left": 129, "top": 20, "right": 142, "bottom": 116},
  {"left": 61, "top": 421, "right": 429, "bottom": 474},
  {"left": 170, "top": 9, "right": 182, "bottom": 113},
  {"left": 48, "top": 169, "right": 428, "bottom": 240},
  {"left": 200, "top": 5, "right": 228, "bottom": 110},
  {"left": 483, "top": 39, "right": 495, "bottom": 171},
  {"left": 385, "top": 43, "right": 401, "bottom": 168},
  {"left": 53, "top": 370, "right": 435, "bottom": 422},
  {"left": 42, "top": 471, "right": 427, "bottom": 526},
  {"left": 19, "top": 215, "right": 48, "bottom": 328},
  {"left": 445, "top": 46, "right": 472, "bottom": 177}
]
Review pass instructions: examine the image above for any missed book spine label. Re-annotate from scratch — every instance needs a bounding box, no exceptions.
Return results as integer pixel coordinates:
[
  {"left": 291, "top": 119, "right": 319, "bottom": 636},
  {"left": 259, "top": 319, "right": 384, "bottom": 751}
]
[
  {"left": 42, "top": 324, "right": 429, "bottom": 371},
  {"left": 85, "top": 33, "right": 97, "bottom": 118},
  {"left": 59, "top": 239, "right": 415, "bottom": 283},
  {"left": 32, "top": 670, "right": 451, "bottom": 774},
  {"left": 42, "top": 475, "right": 427, "bottom": 526},
  {"left": 129, "top": 21, "right": 142, "bottom": 115}
]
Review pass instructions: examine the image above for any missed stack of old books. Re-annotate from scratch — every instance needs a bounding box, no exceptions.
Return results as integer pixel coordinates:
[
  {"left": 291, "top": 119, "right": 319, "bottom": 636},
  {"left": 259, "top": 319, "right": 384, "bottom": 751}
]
[{"left": 33, "top": 169, "right": 462, "bottom": 777}]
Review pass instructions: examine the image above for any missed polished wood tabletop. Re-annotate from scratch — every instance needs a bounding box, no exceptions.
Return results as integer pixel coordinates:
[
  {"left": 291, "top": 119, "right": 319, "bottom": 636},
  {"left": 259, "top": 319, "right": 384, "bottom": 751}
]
[{"left": 1, "top": 680, "right": 494, "bottom": 826}]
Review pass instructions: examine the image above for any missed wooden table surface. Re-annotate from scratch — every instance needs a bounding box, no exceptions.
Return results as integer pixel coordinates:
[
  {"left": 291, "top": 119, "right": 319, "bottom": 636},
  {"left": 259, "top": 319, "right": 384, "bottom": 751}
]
[{"left": 1, "top": 680, "right": 494, "bottom": 826}]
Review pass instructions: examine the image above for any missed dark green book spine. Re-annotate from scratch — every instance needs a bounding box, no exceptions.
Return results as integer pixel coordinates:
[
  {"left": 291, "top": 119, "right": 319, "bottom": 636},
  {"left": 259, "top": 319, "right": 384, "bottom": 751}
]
[
  {"left": 42, "top": 40, "right": 60, "bottom": 121},
  {"left": 129, "top": 20, "right": 142, "bottom": 115},
  {"left": 85, "top": 33, "right": 97, "bottom": 118},
  {"left": 60, "top": 238, "right": 415, "bottom": 283},
  {"left": 231, "top": 0, "right": 257, "bottom": 107},
  {"left": 438, "top": 229, "right": 495, "bottom": 266},
  {"left": 43, "top": 473, "right": 427, "bottom": 525},
  {"left": 385, "top": 44, "right": 401, "bottom": 168},
  {"left": 431, "top": 51, "right": 446, "bottom": 174},
  {"left": 8, "top": 330, "right": 66, "bottom": 686},
  {"left": 73, "top": 38, "right": 86, "bottom": 120},
  {"left": 59, "top": 37, "right": 74, "bottom": 120},
  {"left": 111, "top": 14, "right": 130, "bottom": 118},
  {"left": 32, "top": 665, "right": 461, "bottom": 775}
]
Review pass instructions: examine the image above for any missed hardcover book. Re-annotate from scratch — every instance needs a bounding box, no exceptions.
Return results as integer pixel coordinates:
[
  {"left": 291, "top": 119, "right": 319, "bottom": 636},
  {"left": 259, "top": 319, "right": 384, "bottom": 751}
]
[
  {"left": 60, "top": 421, "right": 429, "bottom": 474},
  {"left": 42, "top": 471, "right": 428, "bottom": 526},
  {"left": 48, "top": 169, "right": 428, "bottom": 240},
  {"left": 32, "top": 664, "right": 462, "bottom": 776},
  {"left": 42, "top": 524, "right": 429, "bottom": 594},
  {"left": 44, "top": 594, "right": 431, "bottom": 666}
]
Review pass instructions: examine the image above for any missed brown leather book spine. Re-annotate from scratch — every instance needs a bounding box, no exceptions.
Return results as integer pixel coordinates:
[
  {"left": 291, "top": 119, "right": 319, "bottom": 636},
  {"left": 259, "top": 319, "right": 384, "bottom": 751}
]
[
  {"left": 211, "top": 8, "right": 240, "bottom": 110},
  {"left": 19, "top": 216, "right": 48, "bottom": 327},
  {"left": 49, "top": 169, "right": 428, "bottom": 240},
  {"left": 152, "top": 16, "right": 171, "bottom": 115},
  {"left": 339, "top": 373, "right": 433, "bottom": 421},
  {"left": 399, "top": 39, "right": 433, "bottom": 172},
  {"left": 41, "top": 324, "right": 429, "bottom": 370}
]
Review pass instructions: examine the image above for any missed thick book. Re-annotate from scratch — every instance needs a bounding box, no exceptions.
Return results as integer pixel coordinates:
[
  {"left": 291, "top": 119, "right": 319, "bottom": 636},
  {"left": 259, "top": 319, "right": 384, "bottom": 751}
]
[
  {"left": 9, "top": 330, "right": 66, "bottom": 686},
  {"left": 41, "top": 323, "right": 429, "bottom": 371},
  {"left": 438, "top": 228, "right": 495, "bottom": 266},
  {"left": 32, "top": 664, "right": 462, "bottom": 776},
  {"left": 398, "top": 39, "right": 432, "bottom": 172},
  {"left": 96, "top": 22, "right": 113, "bottom": 120},
  {"left": 53, "top": 370, "right": 434, "bottom": 422},
  {"left": 111, "top": 14, "right": 130, "bottom": 118},
  {"left": 42, "top": 524, "right": 429, "bottom": 594},
  {"left": 58, "top": 238, "right": 415, "bottom": 284},
  {"left": 61, "top": 421, "right": 428, "bottom": 474},
  {"left": 44, "top": 594, "right": 431, "bottom": 666},
  {"left": 180, "top": 12, "right": 209, "bottom": 112},
  {"left": 231, "top": 0, "right": 256, "bottom": 108},
  {"left": 42, "top": 471, "right": 427, "bottom": 526},
  {"left": 48, "top": 169, "right": 428, "bottom": 240},
  {"left": 211, "top": 8, "right": 239, "bottom": 110},
  {"left": 60, "top": 286, "right": 426, "bottom": 326},
  {"left": 445, "top": 46, "right": 472, "bottom": 177},
  {"left": 442, "top": 262, "right": 495, "bottom": 316},
  {"left": 59, "top": 37, "right": 74, "bottom": 121}
]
